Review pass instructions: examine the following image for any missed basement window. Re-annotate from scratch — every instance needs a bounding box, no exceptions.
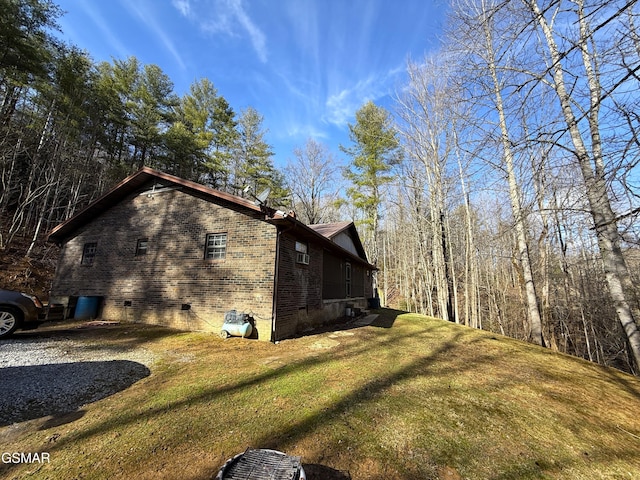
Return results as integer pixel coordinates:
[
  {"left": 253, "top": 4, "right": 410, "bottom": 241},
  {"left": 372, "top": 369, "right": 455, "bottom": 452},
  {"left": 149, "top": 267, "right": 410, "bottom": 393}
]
[
  {"left": 205, "top": 233, "right": 227, "bottom": 260},
  {"left": 81, "top": 242, "right": 97, "bottom": 265},
  {"left": 135, "top": 238, "right": 148, "bottom": 256},
  {"left": 295, "top": 241, "right": 309, "bottom": 265}
]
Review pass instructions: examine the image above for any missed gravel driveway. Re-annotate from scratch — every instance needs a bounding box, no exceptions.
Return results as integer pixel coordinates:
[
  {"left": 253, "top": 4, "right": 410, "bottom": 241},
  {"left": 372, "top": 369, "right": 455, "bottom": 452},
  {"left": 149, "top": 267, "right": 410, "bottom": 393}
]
[{"left": 0, "top": 322, "right": 157, "bottom": 426}]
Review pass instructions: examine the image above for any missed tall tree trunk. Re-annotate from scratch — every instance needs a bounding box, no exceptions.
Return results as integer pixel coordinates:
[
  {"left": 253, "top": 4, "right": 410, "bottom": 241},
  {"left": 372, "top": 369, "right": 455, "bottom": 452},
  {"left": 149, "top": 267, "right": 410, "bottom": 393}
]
[
  {"left": 0, "top": 138, "right": 21, "bottom": 220},
  {"left": 532, "top": 146, "right": 552, "bottom": 346},
  {"left": 440, "top": 211, "right": 456, "bottom": 322},
  {"left": 482, "top": 8, "right": 545, "bottom": 346},
  {"left": 455, "top": 133, "right": 479, "bottom": 328},
  {"left": 526, "top": 0, "right": 640, "bottom": 371}
]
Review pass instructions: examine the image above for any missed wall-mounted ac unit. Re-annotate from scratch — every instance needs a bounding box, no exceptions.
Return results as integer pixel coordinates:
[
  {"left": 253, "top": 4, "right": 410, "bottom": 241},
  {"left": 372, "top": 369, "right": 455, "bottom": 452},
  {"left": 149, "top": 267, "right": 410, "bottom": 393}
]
[{"left": 296, "top": 252, "right": 310, "bottom": 265}]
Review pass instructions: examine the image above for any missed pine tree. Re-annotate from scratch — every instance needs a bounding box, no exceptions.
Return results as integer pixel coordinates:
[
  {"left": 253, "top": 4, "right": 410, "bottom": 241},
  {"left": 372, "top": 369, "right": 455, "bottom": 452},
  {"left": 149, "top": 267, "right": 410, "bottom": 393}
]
[
  {"left": 178, "top": 78, "right": 237, "bottom": 186},
  {"left": 234, "top": 107, "right": 289, "bottom": 206},
  {"left": 340, "top": 101, "right": 401, "bottom": 265}
]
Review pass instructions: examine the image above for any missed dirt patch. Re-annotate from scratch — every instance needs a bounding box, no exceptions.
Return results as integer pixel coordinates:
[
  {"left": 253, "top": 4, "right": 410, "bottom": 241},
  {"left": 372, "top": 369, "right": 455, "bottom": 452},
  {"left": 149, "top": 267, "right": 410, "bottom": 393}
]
[
  {"left": 0, "top": 239, "right": 58, "bottom": 301},
  {"left": 309, "top": 338, "right": 341, "bottom": 350},
  {"left": 303, "top": 463, "right": 351, "bottom": 479},
  {"left": 76, "top": 320, "right": 120, "bottom": 328},
  {"left": 328, "top": 331, "right": 355, "bottom": 338},
  {"left": 261, "top": 356, "right": 287, "bottom": 369},
  {"left": 438, "top": 465, "right": 463, "bottom": 480}
]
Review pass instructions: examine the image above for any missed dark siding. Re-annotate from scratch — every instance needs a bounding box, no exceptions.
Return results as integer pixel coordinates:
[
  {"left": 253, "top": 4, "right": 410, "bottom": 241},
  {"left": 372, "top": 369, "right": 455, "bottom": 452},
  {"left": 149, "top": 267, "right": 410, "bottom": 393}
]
[
  {"left": 322, "top": 254, "right": 371, "bottom": 299},
  {"left": 322, "top": 252, "right": 344, "bottom": 299},
  {"left": 352, "top": 263, "right": 365, "bottom": 297},
  {"left": 274, "top": 232, "right": 323, "bottom": 340}
]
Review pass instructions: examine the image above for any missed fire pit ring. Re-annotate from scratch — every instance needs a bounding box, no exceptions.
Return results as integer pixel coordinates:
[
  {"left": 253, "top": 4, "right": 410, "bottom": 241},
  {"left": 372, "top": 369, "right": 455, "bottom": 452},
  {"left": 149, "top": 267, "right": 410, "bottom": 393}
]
[{"left": 216, "top": 448, "right": 307, "bottom": 480}]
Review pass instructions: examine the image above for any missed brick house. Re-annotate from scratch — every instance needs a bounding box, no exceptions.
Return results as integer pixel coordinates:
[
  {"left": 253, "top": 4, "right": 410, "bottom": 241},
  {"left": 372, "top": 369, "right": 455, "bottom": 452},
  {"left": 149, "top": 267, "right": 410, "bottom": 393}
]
[{"left": 47, "top": 167, "right": 376, "bottom": 341}]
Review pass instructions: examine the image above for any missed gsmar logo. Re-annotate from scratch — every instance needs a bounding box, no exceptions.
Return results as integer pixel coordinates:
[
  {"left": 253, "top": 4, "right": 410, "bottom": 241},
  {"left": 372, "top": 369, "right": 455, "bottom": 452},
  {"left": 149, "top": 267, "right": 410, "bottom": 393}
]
[{"left": 2, "top": 452, "right": 50, "bottom": 464}]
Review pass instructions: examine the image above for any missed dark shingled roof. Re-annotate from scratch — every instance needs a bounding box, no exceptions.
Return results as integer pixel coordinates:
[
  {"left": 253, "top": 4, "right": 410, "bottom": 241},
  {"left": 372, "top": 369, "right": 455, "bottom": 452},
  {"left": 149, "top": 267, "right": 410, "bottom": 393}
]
[
  {"left": 308, "top": 221, "right": 369, "bottom": 262},
  {"left": 47, "top": 167, "right": 375, "bottom": 269},
  {"left": 308, "top": 221, "right": 352, "bottom": 239}
]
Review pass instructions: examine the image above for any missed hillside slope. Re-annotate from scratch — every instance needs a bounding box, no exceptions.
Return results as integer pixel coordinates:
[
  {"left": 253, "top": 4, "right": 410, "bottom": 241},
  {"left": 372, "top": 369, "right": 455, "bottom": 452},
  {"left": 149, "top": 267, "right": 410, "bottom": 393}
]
[
  {"left": 0, "top": 238, "right": 58, "bottom": 300},
  {"left": 1, "top": 310, "right": 639, "bottom": 479}
]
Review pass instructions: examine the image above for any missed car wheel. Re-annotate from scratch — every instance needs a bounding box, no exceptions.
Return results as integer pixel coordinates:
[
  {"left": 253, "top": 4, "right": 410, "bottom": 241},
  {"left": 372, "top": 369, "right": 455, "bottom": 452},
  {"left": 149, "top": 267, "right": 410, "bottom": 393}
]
[
  {"left": 0, "top": 308, "right": 22, "bottom": 339},
  {"left": 219, "top": 330, "right": 229, "bottom": 339}
]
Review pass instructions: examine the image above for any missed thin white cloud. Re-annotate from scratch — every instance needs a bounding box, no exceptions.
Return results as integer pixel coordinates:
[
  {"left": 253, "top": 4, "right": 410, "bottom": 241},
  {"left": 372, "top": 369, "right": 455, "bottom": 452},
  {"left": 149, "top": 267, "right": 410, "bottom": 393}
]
[
  {"left": 285, "top": 123, "right": 328, "bottom": 141},
  {"left": 74, "top": 2, "right": 130, "bottom": 60},
  {"left": 123, "top": 1, "right": 187, "bottom": 71},
  {"left": 283, "top": 1, "right": 320, "bottom": 70},
  {"left": 230, "top": 1, "right": 267, "bottom": 63},
  {"left": 325, "top": 76, "right": 382, "bottom": 127},
  {"left": 325, "top": 88, "right": 356, "bottom": 127},
  {"left": 172, "top": 0, "right": 191, "bottom": 16},
  {"left": 172, "top": 0, "right": 268, "bottom": 63},
  {"left": 324, "top": 65, "right": 406, "bottom": 127}
]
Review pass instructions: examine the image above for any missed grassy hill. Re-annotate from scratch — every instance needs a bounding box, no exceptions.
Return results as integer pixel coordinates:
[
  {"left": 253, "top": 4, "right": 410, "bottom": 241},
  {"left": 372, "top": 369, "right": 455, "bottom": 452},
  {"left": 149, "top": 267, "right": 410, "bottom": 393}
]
[{"left": 1, "top": 309, "right": 640, "bottom": 479}]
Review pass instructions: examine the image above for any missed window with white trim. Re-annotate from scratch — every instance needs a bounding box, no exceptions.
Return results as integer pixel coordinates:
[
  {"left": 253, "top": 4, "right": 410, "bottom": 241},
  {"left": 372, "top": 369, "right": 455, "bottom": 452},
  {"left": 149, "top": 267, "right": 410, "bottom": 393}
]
[
  {"left": 205, "top": 233, "right": 227, "bottom": 260},
  {"left": 295, "top": 241, "right": 309, "bottom": 265}
]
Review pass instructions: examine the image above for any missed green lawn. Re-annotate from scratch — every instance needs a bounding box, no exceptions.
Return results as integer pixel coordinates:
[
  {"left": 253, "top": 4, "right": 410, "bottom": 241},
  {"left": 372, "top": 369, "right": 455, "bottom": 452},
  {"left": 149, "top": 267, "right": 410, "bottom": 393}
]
[{"left": 2, "top": 309, "right": 640, "bottom": 479}]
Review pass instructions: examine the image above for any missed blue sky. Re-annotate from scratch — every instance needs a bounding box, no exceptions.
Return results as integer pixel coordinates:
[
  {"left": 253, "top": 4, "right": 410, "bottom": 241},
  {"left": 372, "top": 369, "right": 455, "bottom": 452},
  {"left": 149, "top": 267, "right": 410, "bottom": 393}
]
[{"left": 54, "top": 0, "right": 448, "bottom": 168}]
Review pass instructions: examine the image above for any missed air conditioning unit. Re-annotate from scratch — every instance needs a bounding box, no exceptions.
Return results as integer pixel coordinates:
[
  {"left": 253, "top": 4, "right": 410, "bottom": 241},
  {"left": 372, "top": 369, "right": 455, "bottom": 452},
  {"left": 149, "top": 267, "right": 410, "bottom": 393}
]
[{"left": 296, "top": 252, "right": 310, "bottom": 265}]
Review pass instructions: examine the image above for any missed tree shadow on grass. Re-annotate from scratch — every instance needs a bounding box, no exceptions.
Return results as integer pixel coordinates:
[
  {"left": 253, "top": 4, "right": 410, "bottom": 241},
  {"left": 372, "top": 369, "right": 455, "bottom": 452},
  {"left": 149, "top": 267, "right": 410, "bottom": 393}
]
[
  {"left": 11, "top": 319, "right": 624, "bottom": 479},
  {"left": 3, "top": 311, "right": 636, "bottom": 480},
  {"left": 368, "top": 308, "right": 406, "bottom": 328},
  {"left": 12, "top": 321, "right": 180, "bottom": 350},
  {"left": 296, "top": 308, "right": 407, "bottom": 338},
  {"left": 302, "top": 463, "right": 351, "bottom": 479},
  {"left": 0, "top": 360, "right": 150, "bottom": 427}
]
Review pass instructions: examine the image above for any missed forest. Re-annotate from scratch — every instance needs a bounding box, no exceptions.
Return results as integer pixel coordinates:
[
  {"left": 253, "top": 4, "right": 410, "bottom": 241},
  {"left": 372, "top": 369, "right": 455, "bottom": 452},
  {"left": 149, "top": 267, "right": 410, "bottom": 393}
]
[{"left": 1, "top": 0, "right": 640, "bottom": 375}]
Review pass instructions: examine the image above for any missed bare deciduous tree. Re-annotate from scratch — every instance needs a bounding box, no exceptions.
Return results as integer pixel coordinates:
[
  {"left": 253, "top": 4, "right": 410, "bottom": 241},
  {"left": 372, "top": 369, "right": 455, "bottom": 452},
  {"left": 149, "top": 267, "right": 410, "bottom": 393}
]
[
  {"left": 285, "top": 138, "right": 339, "bottom": 225},
  {"left": 448, "top": 0, "right": 545, "bottom": 345},
  {"left": 396, "top": 57, "right": 461, "bottom": 322},
  {"left": 521, "top": 0, "right": 640, "bottom": 370}
]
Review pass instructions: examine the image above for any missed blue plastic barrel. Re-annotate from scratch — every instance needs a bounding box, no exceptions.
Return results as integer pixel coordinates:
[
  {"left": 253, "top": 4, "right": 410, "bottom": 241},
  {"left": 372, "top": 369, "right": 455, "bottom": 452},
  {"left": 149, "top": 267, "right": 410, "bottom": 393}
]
[{"left": 75, "top": 296, "right": 100, "bottom": 320}]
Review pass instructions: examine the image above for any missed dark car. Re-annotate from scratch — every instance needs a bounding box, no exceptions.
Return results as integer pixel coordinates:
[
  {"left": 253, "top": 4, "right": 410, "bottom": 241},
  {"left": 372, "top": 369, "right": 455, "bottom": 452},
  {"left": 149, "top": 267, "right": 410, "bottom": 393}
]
[{"left": 0, "top": 289, "right": 44, "bottom": 339}]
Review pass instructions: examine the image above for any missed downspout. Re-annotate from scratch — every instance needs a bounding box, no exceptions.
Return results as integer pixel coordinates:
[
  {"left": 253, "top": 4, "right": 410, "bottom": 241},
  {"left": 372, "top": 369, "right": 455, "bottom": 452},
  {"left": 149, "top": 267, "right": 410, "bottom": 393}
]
[{"left": 271, "top": 229, "right": 281, "bottom": 343}]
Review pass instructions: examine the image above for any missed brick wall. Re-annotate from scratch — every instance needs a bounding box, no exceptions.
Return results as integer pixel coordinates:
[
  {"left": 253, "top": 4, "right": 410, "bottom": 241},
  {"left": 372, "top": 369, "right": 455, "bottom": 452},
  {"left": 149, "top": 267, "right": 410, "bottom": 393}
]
[
  {"left": 273, "top": 232, "right": 323, "bottom": 339},
  {"left": 272, "top": 232, "right": 375, "bottom": 340},
  {"left": 51, "top": 185, "right": 277, "bottom": 339}
]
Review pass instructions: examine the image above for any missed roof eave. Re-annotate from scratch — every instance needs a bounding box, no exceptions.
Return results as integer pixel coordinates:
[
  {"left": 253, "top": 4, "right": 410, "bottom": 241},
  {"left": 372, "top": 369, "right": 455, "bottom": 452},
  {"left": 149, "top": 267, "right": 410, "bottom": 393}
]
[
  {"left": 269, "top": 217, "right": 376, "bottom": 270},
  {"left": 47, "top": 167, "right": 266, "bottom": 244}
]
